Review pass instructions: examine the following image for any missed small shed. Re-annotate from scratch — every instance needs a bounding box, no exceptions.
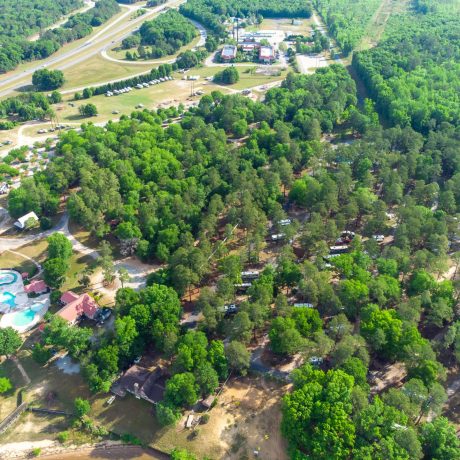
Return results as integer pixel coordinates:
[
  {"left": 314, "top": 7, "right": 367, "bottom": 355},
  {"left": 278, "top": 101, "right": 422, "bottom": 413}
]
[
  {"left": 14, "top": 211, "right": 39, "bottom": 230},
  {"left": 201, "top": 395, "right": 216, "bottom": 409}
]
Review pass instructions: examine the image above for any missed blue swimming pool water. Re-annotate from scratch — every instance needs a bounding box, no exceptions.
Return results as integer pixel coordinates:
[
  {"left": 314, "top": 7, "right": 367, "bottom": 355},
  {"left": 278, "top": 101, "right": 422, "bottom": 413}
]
[
  {"left": 0, "top": 271, "right": 18, "bottom": 286},
  {"left": 11, "top": 309, "right": 35, "bottom": 327},
  {"left": 31, "top": 303, "right": 44, "bottom": 313},
  {"left": 0, "top": 291, "right": 16, "bottom": 308}
]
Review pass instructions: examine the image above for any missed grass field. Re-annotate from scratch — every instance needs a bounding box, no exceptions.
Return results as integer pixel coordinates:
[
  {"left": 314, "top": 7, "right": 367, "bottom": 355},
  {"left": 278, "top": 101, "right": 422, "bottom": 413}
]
[
  {"left": 60, "top": 55, "right": 153, "bottom": 91},
  {"left": 0, "top": 251, "right": 38, "bottom": 276}
]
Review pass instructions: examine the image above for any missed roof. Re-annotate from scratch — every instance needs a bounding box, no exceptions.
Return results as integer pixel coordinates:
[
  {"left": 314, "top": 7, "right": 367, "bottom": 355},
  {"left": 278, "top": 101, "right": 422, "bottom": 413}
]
[
  {"left": 60, "top": 291, "right": 80, "bottom": 304},
  {"left": 202, "top": 395, "right": 216, "bottom": 408},
  {"left": 221, "top": 45, "right": 237, "bottom": 59},
  {"left": 111, "top": 365, "right": 166, "bottom": 403},
  {"left": 56, "top": 292, "right": 99, "bottom": 323},
  {"left": 24, "top": 280, "right": 48, "bottom": 294},
  {"left": 14, "top": 211, "right": 39, "bottom": 229},
  {"left": 259, "top": 46, "right": 275, "bottom": 59}
]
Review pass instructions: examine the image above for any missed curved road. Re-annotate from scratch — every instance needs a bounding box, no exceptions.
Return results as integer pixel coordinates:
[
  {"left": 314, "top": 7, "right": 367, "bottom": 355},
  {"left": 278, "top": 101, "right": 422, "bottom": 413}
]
[{"left": 0, "top": 0, "right": 185, "bottom": 98}]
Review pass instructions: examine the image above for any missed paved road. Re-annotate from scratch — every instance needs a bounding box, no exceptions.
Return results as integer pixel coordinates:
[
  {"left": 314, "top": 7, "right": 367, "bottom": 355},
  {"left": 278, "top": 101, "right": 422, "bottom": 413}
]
[{"left": 0, "top": 0, "right": 184, "bottom": 98}]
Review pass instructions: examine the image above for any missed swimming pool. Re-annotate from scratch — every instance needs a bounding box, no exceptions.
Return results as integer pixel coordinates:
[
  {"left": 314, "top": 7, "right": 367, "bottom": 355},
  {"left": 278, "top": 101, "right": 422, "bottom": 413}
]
[
  {"left": 0, "top": 271, "right": 18, "bottom": 286},
  {"left": 8, "top": 303, "right": 46, "bottom": 328},
  {"left": 12, "top": 309, "right": 36, "bottom": 327},
  {"left": 0, "top": 291, "right": 16, "bottom": 308}
]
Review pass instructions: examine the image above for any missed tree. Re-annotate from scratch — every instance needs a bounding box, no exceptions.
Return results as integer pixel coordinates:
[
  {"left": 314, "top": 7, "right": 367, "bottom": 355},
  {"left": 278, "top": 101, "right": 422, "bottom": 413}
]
[
  {"left": 0, "top": 327, "right": 22, "bottom": 357},
  {"left": 208, "top": 340, "right": 228, "bottom": 380},
  {"left": 269, "top": 317, "right": 305, "bottom": 355},
  {"left": 32, "top": 69, "right": 65, "bottom": 90},
  {"left": 171, "top": 449, "right": 197, "bottom": 460},
  {"left": 79, "top": 103, "right": 98, "bottom": 117},
  {"left": 340, "top": 357, "right": 368, "bottom": 388},
  {"left": 225, "top": 341, "right": 250, "bottom": 376},
  {"left": 194, "top": 362, "right": 219, "bottom": 396},
  {"left": 360, "top": 305, "right": 403, "bottom": 360},
  {"left": 164, "top": 372, "right": 198, "bottom": 408},
  {"left": 228, "top": 311, "right": 253, "bottom": 343},
  {"left": 117, "top": 267, "right": 130, "bottom": 288},
  {"left": 0, "top": 377, "right": 12, "bottom": 394},
  {"left": 282, "top": 365, "right": 356, "bottom": 459},
  {"left": 73, "top": 398, "right": 91, "bottom": 419},
  {"left": 213, "top": 67, "right": 240, "bottom": 85},
  {"left": 338, "top": 279, "right": 369, "bottom": 318},
  {"left": 156, "top": 401, "right": 181, "bottom": 426},
  {"left": 43, "top": 257, "right": 68, "bottom": 288},
  {"left": 47, "top": 233, "right": 72, "bottom": 260},
  {"left": 420, "top": 417, "right": 460, "bottom": 460},
  {"left": 115, "top": 315, "right": 138, "bottom": 361}
]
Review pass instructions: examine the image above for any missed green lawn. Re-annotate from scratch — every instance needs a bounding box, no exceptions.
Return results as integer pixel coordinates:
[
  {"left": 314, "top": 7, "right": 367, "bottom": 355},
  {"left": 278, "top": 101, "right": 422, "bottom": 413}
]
[
  {"left": 0, "top": 251, "right": 38, "bottom": 277},
  {"left": 61, "top": 55, "right": 153, "bottom": 91}
]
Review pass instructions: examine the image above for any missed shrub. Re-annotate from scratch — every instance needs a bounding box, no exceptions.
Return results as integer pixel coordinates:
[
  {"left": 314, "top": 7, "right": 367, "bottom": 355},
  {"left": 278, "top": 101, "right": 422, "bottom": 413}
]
[
  {"left": 0, "top": 377, "right": 13, "bottom": 393},
  {"left": 57, "top": 431, "right": 69, "bottom": 443}
]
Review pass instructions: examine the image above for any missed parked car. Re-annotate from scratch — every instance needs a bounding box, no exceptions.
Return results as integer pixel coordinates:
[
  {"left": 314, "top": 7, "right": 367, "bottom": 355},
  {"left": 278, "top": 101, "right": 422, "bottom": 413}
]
[{"left": 97, "top": 307, "right": 112, "bottom": 324}]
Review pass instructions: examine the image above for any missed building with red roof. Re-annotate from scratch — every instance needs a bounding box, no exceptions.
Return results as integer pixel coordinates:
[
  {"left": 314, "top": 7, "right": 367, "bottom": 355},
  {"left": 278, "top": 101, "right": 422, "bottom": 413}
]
[
  {"left": 57, "top": 291, "right": 99, "bottom": 325},
  {"left": 259, "top": 46, "right": 275, "bottom": 64},
  {"left": 24, "top": 280, "right": 49, "bottom": 295}
]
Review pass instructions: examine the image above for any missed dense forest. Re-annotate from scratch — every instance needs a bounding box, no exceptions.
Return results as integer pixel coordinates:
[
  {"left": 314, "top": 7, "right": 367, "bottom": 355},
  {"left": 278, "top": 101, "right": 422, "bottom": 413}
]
[
  {"left": 5, "top": 0, "right": 460, "bottom": 455},
  {"left": 0, "top": 0, "right": 80, "bottom": 39},
  {"left": 353, "top": 8, "right": 460, "bottom": 132},
  {"left": 0, "top": 0, "right": 120, "bottom": 72},
  {"left": 312, "top": 0, "right": 381, "bottom": 55},
  {"left": 180, "top": 0, "right": 312, "bottom": 37},
  {"left": 9, "top": 59, "right": 460, "bottom": 457},
  {"left": 122, "top": 10, "right": 197, "bottom": 59}
]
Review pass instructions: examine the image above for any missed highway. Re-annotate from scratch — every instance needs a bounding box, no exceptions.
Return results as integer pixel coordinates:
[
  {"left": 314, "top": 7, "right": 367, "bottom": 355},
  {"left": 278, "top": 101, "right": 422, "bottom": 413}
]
[{"left": 0, "top": 0, "right": 185, "bottom": 98}]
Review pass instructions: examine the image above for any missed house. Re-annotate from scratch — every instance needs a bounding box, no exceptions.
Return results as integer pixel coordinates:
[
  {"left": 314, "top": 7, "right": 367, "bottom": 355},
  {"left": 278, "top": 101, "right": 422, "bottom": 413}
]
[
  {"left": 259, "top": 46, "right": 276, "bottom": 64},
  {"left": 221, "top": 45, "right": 237, "bottom": 61},
  {"left": 111, "top": 365, "right": 167, "bottom": 404},
  {"left": 24, "top": 280, "right": 49, "bottom": 295},
  {"left": 56, "top": 291, "right": 99, "bottom": 325},
  {"left": 14, "top": 211, "right": 39, "bottom": 230}
]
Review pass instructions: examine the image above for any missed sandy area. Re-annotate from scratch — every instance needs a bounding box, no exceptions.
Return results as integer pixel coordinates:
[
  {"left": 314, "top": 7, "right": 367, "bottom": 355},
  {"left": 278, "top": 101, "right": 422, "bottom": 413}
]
[
  {"left": 157, "top": 376, "right": 290, "bottom": 460},
  {"left": 296, "top": 54, "right": 329, "bottom": 74}
]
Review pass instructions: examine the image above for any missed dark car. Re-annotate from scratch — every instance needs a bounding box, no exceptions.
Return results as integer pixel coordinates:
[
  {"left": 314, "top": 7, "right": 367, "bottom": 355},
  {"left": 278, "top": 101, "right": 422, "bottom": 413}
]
[{"left": 97, "top": 307, "right": 112, "bottom": 324}]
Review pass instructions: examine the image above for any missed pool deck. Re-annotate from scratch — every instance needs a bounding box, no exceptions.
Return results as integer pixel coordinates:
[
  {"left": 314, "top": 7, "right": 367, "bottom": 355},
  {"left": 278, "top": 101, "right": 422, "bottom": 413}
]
[{"left": 0, "top": 269, "right": 50, "bottom": 332}]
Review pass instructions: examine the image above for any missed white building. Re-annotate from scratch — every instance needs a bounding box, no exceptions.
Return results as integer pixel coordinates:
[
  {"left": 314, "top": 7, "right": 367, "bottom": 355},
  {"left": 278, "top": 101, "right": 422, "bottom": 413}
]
[{"left": 14, "top": 211, "right": 39, "bottom": 230}]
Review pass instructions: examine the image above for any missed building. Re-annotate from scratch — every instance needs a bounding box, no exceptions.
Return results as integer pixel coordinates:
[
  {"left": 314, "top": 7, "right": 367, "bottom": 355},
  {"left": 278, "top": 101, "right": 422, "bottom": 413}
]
[
  {"left": 221, "top": 45, "right": 237, "bottom": 61},
  {"left": 111, "top": 365, "right": 167, "bottom": 404},
  {"left": 14, "top": 211, "right": 39, "bottom": 230},
  {"left": 259, "top": 46, "right": 276, "bottom": 64},
  {"left": 24, "top": 280, "right": 49, "bottom": 295},
  {"left": 0, "top": 183, "right": 9, "bottom": 195},
  {"left": 56, "top": 291, "right": 99, "bottom": 325}
]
